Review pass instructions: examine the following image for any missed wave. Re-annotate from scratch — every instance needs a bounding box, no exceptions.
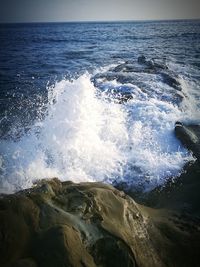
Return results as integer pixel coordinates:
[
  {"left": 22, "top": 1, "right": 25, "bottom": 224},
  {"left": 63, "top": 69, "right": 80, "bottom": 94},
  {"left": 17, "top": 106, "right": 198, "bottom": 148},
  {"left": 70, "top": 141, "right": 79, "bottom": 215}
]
[{"left": 0, "top": 69, "right": 197, "bottom": 193}]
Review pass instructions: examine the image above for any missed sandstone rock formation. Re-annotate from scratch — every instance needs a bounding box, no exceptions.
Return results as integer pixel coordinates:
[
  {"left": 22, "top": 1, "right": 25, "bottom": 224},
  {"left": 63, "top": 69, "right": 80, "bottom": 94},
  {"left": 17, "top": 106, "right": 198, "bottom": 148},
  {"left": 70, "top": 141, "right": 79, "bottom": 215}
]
[{"left": 1, "top": 177, "right": 200, "bottom": 267}]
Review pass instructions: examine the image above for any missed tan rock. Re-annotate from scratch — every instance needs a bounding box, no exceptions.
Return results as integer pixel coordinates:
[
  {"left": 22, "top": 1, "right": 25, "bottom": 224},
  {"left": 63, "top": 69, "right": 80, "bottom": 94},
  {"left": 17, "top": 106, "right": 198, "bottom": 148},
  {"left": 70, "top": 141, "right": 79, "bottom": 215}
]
[{"left": 0, "top": 178, "right": 199, "bottom": 267}]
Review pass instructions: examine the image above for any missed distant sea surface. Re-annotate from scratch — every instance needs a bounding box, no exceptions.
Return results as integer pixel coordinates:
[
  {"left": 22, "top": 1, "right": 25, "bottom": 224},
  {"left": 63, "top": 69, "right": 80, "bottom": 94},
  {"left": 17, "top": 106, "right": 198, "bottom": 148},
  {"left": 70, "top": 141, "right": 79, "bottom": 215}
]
[{"left": 0, "top": 20, "right": 200, "bottom": 193}]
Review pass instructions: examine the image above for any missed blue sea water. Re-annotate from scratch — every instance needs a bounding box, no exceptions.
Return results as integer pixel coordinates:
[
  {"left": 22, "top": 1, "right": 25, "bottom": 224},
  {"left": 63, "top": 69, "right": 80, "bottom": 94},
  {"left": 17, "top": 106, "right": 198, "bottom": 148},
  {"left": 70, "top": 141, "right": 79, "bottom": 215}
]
[{"left": 0, "top": 20, "right": 200, "bottom": 193}]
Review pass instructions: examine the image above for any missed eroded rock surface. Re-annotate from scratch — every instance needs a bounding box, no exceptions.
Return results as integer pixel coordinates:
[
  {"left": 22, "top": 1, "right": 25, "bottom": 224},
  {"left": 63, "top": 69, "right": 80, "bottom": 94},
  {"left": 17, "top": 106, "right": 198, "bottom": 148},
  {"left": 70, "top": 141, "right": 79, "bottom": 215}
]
[
  {"left": 0, "top": 180, "right": 155, "bottom": 267},
  {"left": 1, "top": 179, "right": 200, "bottom": 267}
]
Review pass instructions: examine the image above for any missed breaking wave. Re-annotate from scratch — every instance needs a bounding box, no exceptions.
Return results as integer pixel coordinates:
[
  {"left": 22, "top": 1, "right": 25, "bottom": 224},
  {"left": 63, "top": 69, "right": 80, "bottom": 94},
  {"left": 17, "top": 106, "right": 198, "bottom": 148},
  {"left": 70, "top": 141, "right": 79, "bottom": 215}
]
[{"left": 0, "top": 70, "right": 197, "bottom": 193}]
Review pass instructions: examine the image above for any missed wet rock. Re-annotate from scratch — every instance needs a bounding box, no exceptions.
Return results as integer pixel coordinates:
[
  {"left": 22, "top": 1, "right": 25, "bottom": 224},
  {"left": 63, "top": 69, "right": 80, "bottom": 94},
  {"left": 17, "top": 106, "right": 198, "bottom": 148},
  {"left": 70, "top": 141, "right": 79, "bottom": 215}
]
[
  {"left": 160, "top": 72, "right": 181, "bottom": 91},
  {"left": 137, "top": 56, "right": 168, "bottom": 71},
  {"left": 137, "top": 55, "right": 146, "bottom": 64},
  {"left": 112, "top": 57, "right": 179, "bottom": 92},
  {"left": 113, "top": 63, "right": 141, "bottom": 73},
  {"left": 113, "top": 63, "right": 127, "bottom": 72},
  {"left": 175, "top": 122, "right": 200, "bottom": 160},
  {"left": 93, "top": 57, "right": 180, "bottom": 102}
]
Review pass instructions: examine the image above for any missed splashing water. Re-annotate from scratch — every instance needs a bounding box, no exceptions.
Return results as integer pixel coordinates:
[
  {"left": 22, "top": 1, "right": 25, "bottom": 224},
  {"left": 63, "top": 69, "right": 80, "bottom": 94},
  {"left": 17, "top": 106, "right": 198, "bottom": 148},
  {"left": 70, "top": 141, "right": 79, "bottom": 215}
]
[{"left": 0, "top": 73, "right": 195, "bottom": 193}]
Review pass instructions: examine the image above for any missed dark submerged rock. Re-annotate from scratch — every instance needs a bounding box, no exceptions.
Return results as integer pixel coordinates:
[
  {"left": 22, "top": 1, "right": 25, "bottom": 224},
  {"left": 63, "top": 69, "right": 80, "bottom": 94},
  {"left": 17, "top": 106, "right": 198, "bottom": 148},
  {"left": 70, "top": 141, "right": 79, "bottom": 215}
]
[
  {"left": 137, "top": 55, "right": 146, "bottom": 64},
  {"left": 137, "top": 56, "right": 168, "bottom": 71},
  {"left": 108, "top": 57, "right": 179, "bottom": 90},
  {"left": 92, "top": 56, "right": 182, "bottom": 107},
  {"left": 160, "top": 72, "right": 181, "bottom": 91}
]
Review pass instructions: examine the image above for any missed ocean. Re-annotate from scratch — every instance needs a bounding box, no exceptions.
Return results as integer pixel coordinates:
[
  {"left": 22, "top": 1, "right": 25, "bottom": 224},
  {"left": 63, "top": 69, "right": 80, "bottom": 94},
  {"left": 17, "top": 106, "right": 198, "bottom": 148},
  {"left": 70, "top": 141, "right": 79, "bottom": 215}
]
[{"left": 0, "top": 20, "right": 200, "bottom": 193}]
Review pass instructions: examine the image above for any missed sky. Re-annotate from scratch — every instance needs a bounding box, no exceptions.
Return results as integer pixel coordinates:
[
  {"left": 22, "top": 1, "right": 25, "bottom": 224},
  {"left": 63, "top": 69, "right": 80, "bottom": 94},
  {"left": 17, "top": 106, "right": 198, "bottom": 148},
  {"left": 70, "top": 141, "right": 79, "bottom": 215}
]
[{"left": 0, "top": 0, "right": 199, "bottom": 23}]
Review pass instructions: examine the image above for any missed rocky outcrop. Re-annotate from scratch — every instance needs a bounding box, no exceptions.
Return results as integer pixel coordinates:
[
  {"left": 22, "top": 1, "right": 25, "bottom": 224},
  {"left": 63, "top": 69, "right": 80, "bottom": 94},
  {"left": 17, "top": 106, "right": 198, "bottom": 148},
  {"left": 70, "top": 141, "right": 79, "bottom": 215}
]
[
  {"left": 175, "top": 122, "right": 200, "bottom": 161},
  {"left": 1, "top": 178, "right": 200, "bottom": 267},
  {"left": 92, "top": 56, "right": 183, "bottom": 105},
  {"left": 0, "top": 179, "right": 160, "bottom": 267},
  {"left": 1, "top": 123, "right": 200, "bottom": 267}
]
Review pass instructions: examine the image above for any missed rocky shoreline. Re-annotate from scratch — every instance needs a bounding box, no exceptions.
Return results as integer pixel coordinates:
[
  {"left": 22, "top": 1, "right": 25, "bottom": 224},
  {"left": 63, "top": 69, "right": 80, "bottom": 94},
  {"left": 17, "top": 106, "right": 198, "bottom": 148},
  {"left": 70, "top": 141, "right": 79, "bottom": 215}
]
[{"left": 1, "top": 123, "right": 200, "bottom": 267}]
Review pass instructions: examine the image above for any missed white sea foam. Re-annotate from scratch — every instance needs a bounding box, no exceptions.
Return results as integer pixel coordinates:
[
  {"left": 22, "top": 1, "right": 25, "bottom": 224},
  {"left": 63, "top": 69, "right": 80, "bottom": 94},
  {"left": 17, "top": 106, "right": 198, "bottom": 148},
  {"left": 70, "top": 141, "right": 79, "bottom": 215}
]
[{"left": 0, "top": 72, "right": 197, "bottom": 193}]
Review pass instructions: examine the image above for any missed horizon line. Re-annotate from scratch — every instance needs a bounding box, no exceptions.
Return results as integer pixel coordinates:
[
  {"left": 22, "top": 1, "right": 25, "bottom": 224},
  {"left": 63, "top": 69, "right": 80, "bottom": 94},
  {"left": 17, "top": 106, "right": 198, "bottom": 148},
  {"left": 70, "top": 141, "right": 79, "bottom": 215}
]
[{"left": 0, "top": 18, "right": 200, "bottom": 24}]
